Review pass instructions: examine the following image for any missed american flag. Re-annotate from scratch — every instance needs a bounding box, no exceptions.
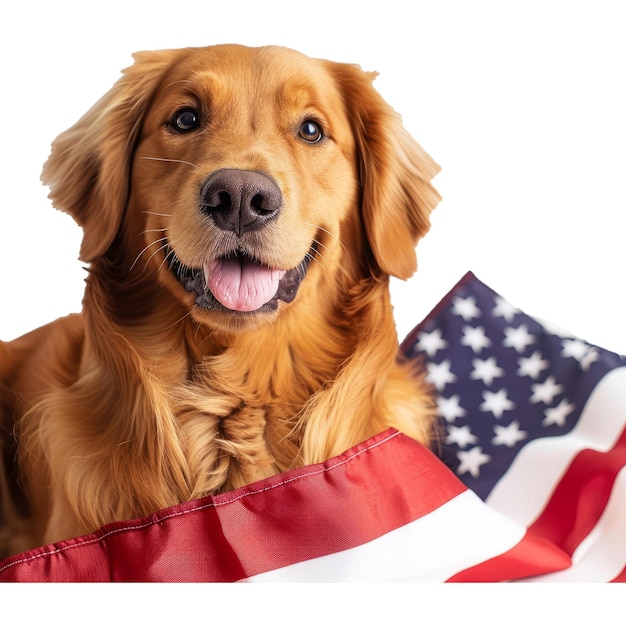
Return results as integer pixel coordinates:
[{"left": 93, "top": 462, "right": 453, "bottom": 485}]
[
  {"left": 1, "top": 271, "right": 624, "bottom": 582},
  {"left": 402, "top": 271, "right": 626, "bottom": 582}
]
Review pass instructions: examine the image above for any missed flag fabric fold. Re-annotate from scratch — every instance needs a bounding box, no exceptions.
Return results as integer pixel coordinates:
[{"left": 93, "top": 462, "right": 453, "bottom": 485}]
[{"left": 1, "top": 271, "right": 624, "bottom": 582}]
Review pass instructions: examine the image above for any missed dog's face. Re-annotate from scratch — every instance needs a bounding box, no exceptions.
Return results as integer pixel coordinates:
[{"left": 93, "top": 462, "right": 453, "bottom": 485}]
[
  {"left": 42, "top": 45, "right": 440, "bottom": 332},
  {"left": 133, "top": 46, "right": 359, "bottom": 328}
]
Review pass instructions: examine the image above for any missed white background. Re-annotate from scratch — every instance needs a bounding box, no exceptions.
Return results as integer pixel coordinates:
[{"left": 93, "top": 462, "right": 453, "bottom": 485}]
[{"left": 1, "top": 0, "right": 624, "bottom": 355}]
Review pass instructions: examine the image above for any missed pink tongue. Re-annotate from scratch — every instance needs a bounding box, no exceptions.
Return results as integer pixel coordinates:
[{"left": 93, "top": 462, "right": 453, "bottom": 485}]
[{"left": 205, "top": 257, "right": 286, "bottom": 312}]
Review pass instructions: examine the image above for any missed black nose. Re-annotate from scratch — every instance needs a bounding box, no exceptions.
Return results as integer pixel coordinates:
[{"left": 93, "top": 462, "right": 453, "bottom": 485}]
[{"left": 200, "top": 169, "right": 282, "bottom": 235}]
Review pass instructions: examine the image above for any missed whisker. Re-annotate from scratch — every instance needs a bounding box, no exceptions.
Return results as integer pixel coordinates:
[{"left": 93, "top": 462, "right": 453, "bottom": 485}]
[
  {"left": 143, "top": 241, "right": 172, "bottom": 271},
  {"left": 305, "top": 223, "right": 346, "bottom": 254},
  {"left": 311, "top": 238, "right": 329, "bottom": 251},
  {"left": 142, "top": 211, "right": 173, "bottom": 218},
  {"left": 308, "top": 223, "right": 348, "bottom": 256},
  {"left": 156, "top": 243, "right": 178, "bottom": 275},
  {"left": 140, "top": 156, "right": 199, "bottom": 169},
  {"left": 129, "top": 237, "right": 169, "bottom": 273},
  {"left": 142, "top": 198, "right": 187, "bottom": 219},
  {"left": 306, "top": 241, "right": 326, "bottom": 270}
]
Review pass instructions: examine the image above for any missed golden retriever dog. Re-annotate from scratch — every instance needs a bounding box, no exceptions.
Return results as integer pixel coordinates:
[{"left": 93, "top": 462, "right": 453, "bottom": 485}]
[{"left": 0, "top": 44, "right": 440, "bottom": 559}]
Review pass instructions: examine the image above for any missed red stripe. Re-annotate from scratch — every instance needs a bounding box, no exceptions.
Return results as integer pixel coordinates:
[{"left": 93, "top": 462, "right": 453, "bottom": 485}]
[
  {"left": 446, "top": 530, "right": 571, "bottom": 582},
  {"left": 527, "top": 425, "right": 626, "bottom": 556},
  {"left": 0, "top": 430, "right": 465, "bottom": 582},
  {"left": 610, "top": 565, "right": 626, "bottom": 582}
]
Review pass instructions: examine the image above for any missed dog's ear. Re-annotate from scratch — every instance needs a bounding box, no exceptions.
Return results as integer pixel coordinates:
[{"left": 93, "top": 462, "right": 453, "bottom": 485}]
[
  {"left": 41, "top": 50, "right": 178, "bottom": 262},
  {"left": 329, "top": 63, "right": 441, "bottom": 280}
]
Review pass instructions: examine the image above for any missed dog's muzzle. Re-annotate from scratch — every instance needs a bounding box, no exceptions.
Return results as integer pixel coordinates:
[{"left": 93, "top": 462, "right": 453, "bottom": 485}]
[{"left": 166, "top": 169, "right": 315, "bottom": 314}]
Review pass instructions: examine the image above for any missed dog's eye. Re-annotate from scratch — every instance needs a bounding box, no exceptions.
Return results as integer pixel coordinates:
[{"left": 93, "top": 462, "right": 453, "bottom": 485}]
[
  {"left": 171, "top": 108, "right": 200, "bottom": 133},
  {"left": 298, "top": 120, "right": 323, "bottom": 144}
]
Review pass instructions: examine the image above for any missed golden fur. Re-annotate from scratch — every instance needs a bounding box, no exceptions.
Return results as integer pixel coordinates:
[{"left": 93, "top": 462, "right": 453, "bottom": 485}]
[{"left": 0, "top": 44, "right": 440, "bottom": 559}]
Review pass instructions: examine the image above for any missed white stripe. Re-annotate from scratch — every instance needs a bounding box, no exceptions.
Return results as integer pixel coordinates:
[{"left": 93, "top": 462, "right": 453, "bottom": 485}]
[
  {"left": 242, "top": 490, "right": 525, "bottom": 582},
  {"left": 523, "top": 466, "right": 626, "bottom": 582},
  {"left": 486, "top": 366, "right": 626, "bottom": 526}
]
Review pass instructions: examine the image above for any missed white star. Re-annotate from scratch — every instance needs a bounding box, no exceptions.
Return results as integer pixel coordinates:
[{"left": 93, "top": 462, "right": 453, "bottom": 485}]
[
  {"left": 446, "top": 425, "right": 478, "bottom": 448},
  {"left": 437, "top": 394, "right": 467, "bottom": 423},
  {"left": 580, "top": 348, "right": 600, "bottom": 372},
  {"left": 457, "top": 446, "right": 491, "bottom": 478},
  {"left": 561, "top": 338, "right": 590, "bottom": 361},
  {"left": 492, "top": 296, "right": 517, "bottom": 322},
  {"left": 471, "top": 356, "right": 505, "bottom": 386},
  {"left": 543, "top": 398, "right": 575, "bottom": 427},
  {"left": 517, "top": 351, "right": 550, "bottom": 380},
  {"left": 416, "top": 328, "right": 448, "bottom": 358},
  {"left": 461, "top": 325, "right": 492, "bottom": 353},
  {"left": 480, "top": 389, "right": 516, "bottom": 418},
  {"left": 530, "top": 376, "right": 564, "bottom": 404},
  {"left": 492, "top": 421, "right": 528, "bottom": 447},
  {"left": 452, "top": 296, "right": 481, "bottom": 322},
  {"left": 426, "top": 360, "right": 457, "bottom": 392},
  {"left": 503, "top": 324, "right": 536, "bottom": 353}
]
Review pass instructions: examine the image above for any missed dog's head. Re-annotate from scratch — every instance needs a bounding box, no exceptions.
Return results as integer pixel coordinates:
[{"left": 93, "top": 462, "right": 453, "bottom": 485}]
[{"left": 42, "top": 45, "right": 440, "bottom": 331}]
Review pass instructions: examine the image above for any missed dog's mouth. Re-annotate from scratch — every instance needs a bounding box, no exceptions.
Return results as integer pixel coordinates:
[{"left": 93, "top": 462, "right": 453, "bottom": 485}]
[{"left": 166, "top": 243, "right": 315, "bottom": 314}]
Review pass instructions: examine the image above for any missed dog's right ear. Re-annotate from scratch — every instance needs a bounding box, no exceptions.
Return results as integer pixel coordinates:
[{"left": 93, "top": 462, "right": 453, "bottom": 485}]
[{"left": 41, "top": 50, "right": 179, "bottom": 262}]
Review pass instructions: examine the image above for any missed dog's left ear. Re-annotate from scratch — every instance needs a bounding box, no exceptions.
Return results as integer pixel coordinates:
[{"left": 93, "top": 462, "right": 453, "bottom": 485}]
[
  {"left": 41, "top": 49, "right": 180, "bottom": 262},
  {"left": 329, "top": 63, "right": 441, "bottom": 280}
]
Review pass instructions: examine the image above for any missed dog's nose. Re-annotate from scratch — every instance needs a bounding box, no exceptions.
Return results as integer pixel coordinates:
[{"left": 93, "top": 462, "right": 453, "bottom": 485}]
[{"left": 200, "top": 169, "right": 282, "bottom": 235}]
